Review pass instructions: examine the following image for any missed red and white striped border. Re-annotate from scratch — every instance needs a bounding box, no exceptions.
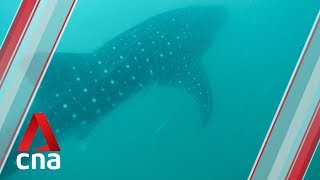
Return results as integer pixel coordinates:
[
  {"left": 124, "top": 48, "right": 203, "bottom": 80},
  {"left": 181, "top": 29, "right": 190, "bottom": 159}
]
[
  {"left": 249, "top": 11, "right": 320, "bottom": 179},
  {"left": 286, "top": 100, "right": 320, "bottom": 179},
  {"left": 0, "top": 0, "right": 77, "bottom": 174},
  {"left": 0, "top": 0, "right": 40, "bottom": 88}
]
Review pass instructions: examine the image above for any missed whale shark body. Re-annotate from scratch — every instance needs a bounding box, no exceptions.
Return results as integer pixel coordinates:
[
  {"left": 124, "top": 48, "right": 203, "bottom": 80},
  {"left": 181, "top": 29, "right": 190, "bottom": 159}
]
[{"left": 3, "top": 6, "right": 226, "bottom": 176}]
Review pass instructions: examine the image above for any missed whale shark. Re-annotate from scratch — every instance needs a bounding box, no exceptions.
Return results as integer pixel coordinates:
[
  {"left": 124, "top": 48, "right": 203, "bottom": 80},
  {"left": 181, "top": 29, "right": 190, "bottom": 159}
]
[{"left": 3, "top": 6, "right": 226, "bottom": 176}]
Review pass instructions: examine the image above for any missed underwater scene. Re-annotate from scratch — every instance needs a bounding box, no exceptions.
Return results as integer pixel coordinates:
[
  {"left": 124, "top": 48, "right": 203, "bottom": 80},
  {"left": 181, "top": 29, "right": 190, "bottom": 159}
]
[{"left": 0, "top": 0, "right": 320, "bottom": 179}]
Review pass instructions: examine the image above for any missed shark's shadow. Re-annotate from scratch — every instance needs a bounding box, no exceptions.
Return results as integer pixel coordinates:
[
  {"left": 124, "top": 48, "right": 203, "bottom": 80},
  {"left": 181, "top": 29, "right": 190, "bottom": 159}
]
[{"left": 3, "top": 5, "right": 227, "bottom": 177}]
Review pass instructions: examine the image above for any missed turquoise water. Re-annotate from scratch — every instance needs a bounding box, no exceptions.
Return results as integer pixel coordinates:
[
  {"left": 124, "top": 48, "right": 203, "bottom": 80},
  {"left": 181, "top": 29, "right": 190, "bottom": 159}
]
[{"left": 1, "top": 0, "right": 320, "bottom": 179}]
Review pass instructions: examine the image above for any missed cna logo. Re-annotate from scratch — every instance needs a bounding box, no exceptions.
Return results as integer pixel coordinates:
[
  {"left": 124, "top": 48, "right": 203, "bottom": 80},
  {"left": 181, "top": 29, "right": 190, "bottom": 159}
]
[{"left": 16, "top": 113, "right": 61, "bottom": 170}]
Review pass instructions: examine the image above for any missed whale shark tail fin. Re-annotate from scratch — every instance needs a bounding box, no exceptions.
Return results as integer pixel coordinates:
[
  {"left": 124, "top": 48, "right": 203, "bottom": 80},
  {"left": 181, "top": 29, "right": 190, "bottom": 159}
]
[{"left": 157, "top": 57, "right": 213, "bottom": 125}]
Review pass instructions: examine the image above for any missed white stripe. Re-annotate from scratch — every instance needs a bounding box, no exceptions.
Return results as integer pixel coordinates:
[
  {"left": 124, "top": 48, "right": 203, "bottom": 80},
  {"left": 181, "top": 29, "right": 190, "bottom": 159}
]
[
  {"left": 286, "top": 101, "right": 320, "bottom": 177},
  {"left": 268, "top": 57, "right": 320, "bottom": 179},
  {"left": 249, "top": 10, "right": 320, "bottom": 179},
  {"left": 0, "top": 0, "right": 56, "bottom": 131},
  {"left": 0, "top": 0, "right": 77, "bottom": 174},
  {"left": 0, "top": 0, "right": 39, "bottom": 85}
]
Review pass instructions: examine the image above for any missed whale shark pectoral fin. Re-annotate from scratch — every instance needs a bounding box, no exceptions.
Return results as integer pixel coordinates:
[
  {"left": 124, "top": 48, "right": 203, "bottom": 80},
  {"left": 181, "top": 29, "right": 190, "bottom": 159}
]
[
  {"left": 158, "top": 59, "right": 213, "bottom": 125},
  {"left": 185, "top": 66, "right": 213, "bottom": 126}
]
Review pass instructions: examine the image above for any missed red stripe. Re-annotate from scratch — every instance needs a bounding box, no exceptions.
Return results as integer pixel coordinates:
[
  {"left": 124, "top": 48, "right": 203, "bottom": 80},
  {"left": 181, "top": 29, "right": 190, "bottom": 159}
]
[
  {"left": 0, "top": 0, "right": 39, "bottom": 89},
  {"left": 287, "top": 100, "right": 320, "bottom": 179},
  {"left": 249, "top": 16, "right": 320, "bottom": 179},
  {"left": 285, "top": 101, "right": 320, "bottom": 179},
  {"left": 0, "top": 0, "right": 76, "bottom": 168}
]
